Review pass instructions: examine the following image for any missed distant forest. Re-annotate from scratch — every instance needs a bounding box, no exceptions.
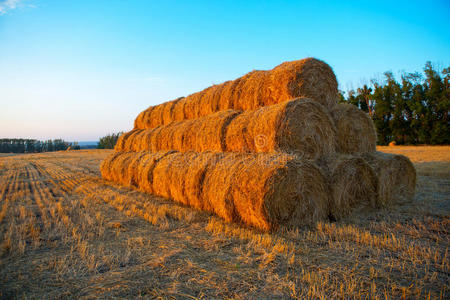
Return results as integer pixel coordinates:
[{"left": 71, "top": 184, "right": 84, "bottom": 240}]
[
  {"left": 0, "top": 139, "right": 80, "bottom": 153},
  {"left": 340, "top": 61, "right": 449, "bottom": 145}
]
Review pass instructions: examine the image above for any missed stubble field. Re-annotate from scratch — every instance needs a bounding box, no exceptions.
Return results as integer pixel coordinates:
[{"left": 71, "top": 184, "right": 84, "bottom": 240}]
[{"left": 0, "top": 146, "right": 448, "bottom": 299}]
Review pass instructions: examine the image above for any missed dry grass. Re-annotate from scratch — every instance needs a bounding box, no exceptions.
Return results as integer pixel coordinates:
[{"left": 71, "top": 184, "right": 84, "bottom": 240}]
[
  {"left": 0, "top": 147, "right": 448, "bottom": 299},
  {"left": 134, "top": 58, "right": 338, "bottom": 129}
]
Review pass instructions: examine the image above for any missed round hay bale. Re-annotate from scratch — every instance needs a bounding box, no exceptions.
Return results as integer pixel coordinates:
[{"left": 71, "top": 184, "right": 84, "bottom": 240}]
[
  {"left": 101, "top": 151, "right": 329, "bottom": 231},
  {"left": 225, "top": 153, "right": 329, "bottom": 231},
  {"left": 330, "top": 103, "right": 377, "bottom": 154},
  {"left": 100, "top": 151, "right": 124, "bottom": 181},
  {"left": 135, "top": 151, "right": 177, "bottom": 194},
  {"left": 115, "top": 131, "right": 135, "bottom": 151},
  {"left": 225, "top": 98, "right": 336, "bottom": 159},
  {"left": 133, "top": 110, "right": 145, "bottom": 129},
  {"left": 389, "top": 141, "right": 397, "bottom": 146},
  {"left": 323, "top": 154, "right": 379, "bottom": 220},
  {"left": 172, "top": 97, "right": 187, "bottom": 122},
  {"left": 200, "top": 153, "right": 241, "bottom": 222},
  {"left": 184, "top": 152, "right": 223, "bottom": 211},
  {"left": 362, "top": 152, "right": 416, "bottom": 206},
  {"left": 134, "top": 58, "right": 338, "bottom": 129}
]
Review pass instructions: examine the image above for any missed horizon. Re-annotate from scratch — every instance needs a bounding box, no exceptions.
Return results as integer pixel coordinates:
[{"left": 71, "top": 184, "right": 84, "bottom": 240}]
[{"left": 1, "top": 0, "right": 449, "bottom": 141}]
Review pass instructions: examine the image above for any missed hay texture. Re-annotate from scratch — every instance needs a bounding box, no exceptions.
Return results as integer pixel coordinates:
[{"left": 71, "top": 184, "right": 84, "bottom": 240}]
[
  {"left": 322, "top": 154, "right": 379, "bottom": 220},
  {"left": 362, "top": 152, "right": 416, "bottom": 206},
  {"left": 117, "top": 110, "right": 239, "bottom": 153},
  {"left": 134, "top": 58, "right": 338, "bottom": 129},
  {"left": 225, "top": 98, "right": 336, "bottom": 158},
  {"left": 101, "top": 151, "right": 329, "bottom": 231},
  {"left": 117, "top": 98, "right": 337, "bottom": 159},
  {"left": 330, "top": 103, "right": 377, "bottom": 154}
]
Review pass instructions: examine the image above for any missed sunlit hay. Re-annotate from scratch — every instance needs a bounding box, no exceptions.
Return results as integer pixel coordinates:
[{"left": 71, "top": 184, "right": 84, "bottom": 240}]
[
  {"left": 152, "top": 151, "right": 200, "bottom": 205},
  {"left": 389, "top": 141, "right": 397, "bottom": 146},
  {"left": 127, "top": 151, "right": 149, "bottom": 187},
  {"left": 225, "top": 98, "right": 336, "bottom": 159},
  {"left": 117, "top": 99, "right": 336, "bottom": 158},
  {"left": 109, "top": 152, "right": 136, "bottom": 185},
  {"left": 132, "top": 110, "right": 240, "bottom": 152},
  {"left": 114, "top": 130, "right": 135, "bottom": 151},
  {"left": 330, "top": 103, "right": 377, "bottom": 154},
  {"left": 362, "top": 152, "right": 416, "bottom": 206},
  {"left": 103, "top": 151, "right": 329, "bottom": 231},
  {"left": 184, "top": 152, "right": 223, "bottom": 211},
  {"left": 136, "top": 151, "right": 177, "bottom": 194},
  {"left": 322, "top": 154, "right": 379, "bottom": 220},
  {"left": 119, "top": 129, "right": 142, "bottom": 152},
  {"left": 172, "top": 97, "right": 187, "bottom": 122},
  {"left": 222, "top": 153, "right": 329, "bottom": 231},
  {"left": 161, "top": 97, "right": 183, "bottom": 125},
  {"left": 119, "top": 110, "right": 239, "bottom": 153},
  {"left": 100, "top": 151, "right": 124, "bottom": 181},
  {"left": 134, "top": 58, "right": 338, "bottom": 129},
  {"left": 173, "top": 110, "right": 240, "bottom": 152},
  {"left": 133, "top": 110, "right": 145, "bottom": 129}
]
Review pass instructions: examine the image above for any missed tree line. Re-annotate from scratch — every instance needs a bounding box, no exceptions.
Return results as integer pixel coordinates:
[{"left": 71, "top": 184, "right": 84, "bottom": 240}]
[
  {"left": 339, "top": 61, "right": 449, "bottom": 145},
  {"left": 97, "top": 133, "right": 122, "bottom": 149},
  {"left": 0, "top": 139, "right": 80, "bottom": 153}
]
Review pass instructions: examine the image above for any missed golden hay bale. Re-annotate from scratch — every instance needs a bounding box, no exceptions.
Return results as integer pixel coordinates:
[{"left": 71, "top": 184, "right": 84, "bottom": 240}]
[
  {"left": 134, "top": 58, "right": 338, "bottom": 129},
  {"left": 362, "top": 152, "right": 416, "bottom": 206},
  {"left": 330, "top": 103, "right": 377, "bottom": 154},
  {"left": 322, "top": 154, "right": 379, "bottom": 220},
  {"left": 115, "top": 130, "right": 137, "bottom": 151},
  {"left": 135, "top": 151, "right": 177, "bottom": 194},
  {"left": 225, "top": 98, "right": 336, "bottom": 158},
  {"left": 101, "top": 151, "right": 329, "bottom": 231},
  {"left": 184, "top": 152, "right": 223, "bottom": 211},
  {"left": 389, "top": 141, "right": 397, "bottom": 146},
  {"left": 119, "top": 99, "right": 336, "bottom": 159},
  {"left": 100, "top": 151, "right": 124, "bottom": 181}
]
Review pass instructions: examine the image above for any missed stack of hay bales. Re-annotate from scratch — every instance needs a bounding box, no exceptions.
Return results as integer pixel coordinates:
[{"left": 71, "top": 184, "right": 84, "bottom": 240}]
[{"left": 101, "top": 57, "right": 416, "bottom": 231}]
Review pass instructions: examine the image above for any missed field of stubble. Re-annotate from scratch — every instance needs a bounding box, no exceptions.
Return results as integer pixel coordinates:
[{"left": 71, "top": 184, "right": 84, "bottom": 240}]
[{"left": 0, "top": 146, "right": 448, "bottom": 299}]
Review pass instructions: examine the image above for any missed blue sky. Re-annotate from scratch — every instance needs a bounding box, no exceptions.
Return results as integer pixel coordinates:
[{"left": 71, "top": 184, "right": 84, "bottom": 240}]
[{"left": 0, "top": 0, "right": 449, "bottom": 141}]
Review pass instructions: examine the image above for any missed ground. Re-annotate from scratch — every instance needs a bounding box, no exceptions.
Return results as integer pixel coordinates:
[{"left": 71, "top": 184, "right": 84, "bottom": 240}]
[{"left": 0, "top": 146, "right": 448, "bottom": 299}]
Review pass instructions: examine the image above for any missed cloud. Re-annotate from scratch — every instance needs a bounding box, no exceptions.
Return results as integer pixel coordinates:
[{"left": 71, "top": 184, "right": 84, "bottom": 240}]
[{"left": 0, "top": 0, "right": 29, "bottom": 15}]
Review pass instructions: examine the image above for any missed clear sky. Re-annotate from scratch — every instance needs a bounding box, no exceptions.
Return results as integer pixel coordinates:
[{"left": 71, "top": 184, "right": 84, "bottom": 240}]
[{"left": 1, "top": 0, "right": 449, "bottom": 141}]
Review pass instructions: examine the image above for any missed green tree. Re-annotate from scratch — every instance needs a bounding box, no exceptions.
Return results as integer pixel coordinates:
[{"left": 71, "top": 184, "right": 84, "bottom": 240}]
[{"left": 98, "top": 132, "right": 123, "bottom": 149}]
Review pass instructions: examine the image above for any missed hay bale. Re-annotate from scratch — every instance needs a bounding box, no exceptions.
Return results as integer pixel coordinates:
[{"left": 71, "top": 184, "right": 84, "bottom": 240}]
[
  {"left": 136, "top": 151, "right": 177, "bottom": 194},
  {"left": 330, "top": 103, "right": 377, "bottom": 154},
  {"left": 362, "top": 152, "right": 416, "bottom": 206},
  {"left": 389, "top": 141, "right": 397, "bottom": 146},
  {"left": 322, "top": 154, "right": 379, "bottom": 220},
  {"left": 100, "top": 151, "right": 124, "bottom": 181},
  {"left": 101, "top": 151, "right": 329, "bottom": 231},
  {"left": 119, "top": 98, "right": 336, "bottom": 159},
  {"left": 184, "top": 152, "right": 223, "bottom": 211},
  {"left": 225, "top": 98, "right": 336, "bottom": 158},
  {"left": 134, "top": 58, "right": 338, "bottom": 129}
]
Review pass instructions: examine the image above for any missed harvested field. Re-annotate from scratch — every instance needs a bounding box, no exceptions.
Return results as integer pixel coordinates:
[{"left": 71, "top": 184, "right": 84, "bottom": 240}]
[
  {"left": 134, "top": 58, "right": 338, "bottom": 129},
  {"left": 118, "top": 98, "right": 337, "bottom": 159},
  {"left": 0, "top": 146, "right": 448, "bottom": 299}
]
